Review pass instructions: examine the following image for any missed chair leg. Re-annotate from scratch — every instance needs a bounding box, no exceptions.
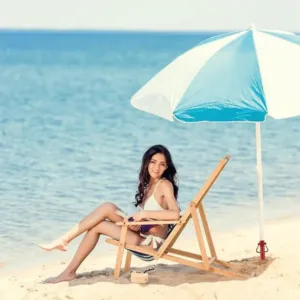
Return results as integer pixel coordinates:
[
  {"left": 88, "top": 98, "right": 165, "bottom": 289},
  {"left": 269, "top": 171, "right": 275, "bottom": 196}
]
[
  {"left": 198, "top": 203, "right": 217, "bottom": 258},
  {"left": 190, "top": 203, "right": 209, "bottom": 269},
  {"left": 114, "top": 225, "right": 127, "bottom": 278},
  {"left": 124, "top": 251, "right": 132, "bottom": 273}
]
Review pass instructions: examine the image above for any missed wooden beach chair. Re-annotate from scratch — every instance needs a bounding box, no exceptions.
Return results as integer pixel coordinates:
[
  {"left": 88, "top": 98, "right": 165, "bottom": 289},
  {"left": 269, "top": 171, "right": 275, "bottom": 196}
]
[{"left": 106, "top": 155, "right": 248, "bottom": 280}]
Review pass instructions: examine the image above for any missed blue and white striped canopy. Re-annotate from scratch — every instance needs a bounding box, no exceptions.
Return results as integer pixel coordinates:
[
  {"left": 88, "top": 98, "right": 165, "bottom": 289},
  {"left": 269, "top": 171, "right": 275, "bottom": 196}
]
[{"left": 131, "top": 26, "right": 300, "bottom": 122}]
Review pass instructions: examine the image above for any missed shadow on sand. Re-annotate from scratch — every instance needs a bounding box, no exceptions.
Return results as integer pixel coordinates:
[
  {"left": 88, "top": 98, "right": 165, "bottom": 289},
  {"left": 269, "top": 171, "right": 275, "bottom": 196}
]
[{"left": 67, "top": 256, "right": 275, "bottom": 287}]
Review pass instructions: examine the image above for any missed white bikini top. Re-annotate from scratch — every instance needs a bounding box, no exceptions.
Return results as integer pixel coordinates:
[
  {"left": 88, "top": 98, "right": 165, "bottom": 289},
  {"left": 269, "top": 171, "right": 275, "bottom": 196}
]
[{"left": 139, "top": 179, "right": 164, "bottom": 211}]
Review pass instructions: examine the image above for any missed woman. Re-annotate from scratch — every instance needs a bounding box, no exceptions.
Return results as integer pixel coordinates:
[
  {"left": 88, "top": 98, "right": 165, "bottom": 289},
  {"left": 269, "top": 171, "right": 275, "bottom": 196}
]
[{"left": 40, "top": 144, "right": 180, "bottom": 283}]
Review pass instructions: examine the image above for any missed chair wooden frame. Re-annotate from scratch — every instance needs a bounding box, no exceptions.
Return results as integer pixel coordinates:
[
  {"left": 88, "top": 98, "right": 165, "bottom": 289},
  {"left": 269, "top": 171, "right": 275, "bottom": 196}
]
[{"left": 106, "top": 155, "right": 248, "bottom": 280}]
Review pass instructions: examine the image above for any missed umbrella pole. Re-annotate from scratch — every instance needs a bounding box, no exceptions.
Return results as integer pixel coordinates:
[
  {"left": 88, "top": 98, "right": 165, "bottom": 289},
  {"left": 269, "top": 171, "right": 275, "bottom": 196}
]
[{"left": 255, "top": 123, "right": 268, "bottom": 260}]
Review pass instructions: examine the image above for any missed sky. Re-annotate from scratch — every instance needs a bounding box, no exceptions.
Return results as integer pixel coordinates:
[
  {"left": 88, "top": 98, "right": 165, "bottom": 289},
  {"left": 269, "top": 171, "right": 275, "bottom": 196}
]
[{"left": 0, "top": 0, "right": 299, "bottom": 32}]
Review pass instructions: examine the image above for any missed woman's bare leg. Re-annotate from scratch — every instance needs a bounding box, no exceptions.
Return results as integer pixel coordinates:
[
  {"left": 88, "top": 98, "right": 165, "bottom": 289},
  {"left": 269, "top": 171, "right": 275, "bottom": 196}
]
[
  {"left": 39, "top": 203, "right": 123, "bottom": 251},
  {"left": 44, "top": 221, "right": 143, "bottom": 283}
]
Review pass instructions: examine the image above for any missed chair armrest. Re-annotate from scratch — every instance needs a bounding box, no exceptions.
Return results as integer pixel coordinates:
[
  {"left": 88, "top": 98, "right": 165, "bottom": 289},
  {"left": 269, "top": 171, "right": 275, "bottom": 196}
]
[{"left": 116, "top": 220, "right": 182, "bottom": 226}]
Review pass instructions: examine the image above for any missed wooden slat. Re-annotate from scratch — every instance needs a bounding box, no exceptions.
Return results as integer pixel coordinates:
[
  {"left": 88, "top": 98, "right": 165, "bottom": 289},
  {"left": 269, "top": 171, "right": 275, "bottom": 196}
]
[
  {"left": 108, "top": 241, "right": 211, "bottom": 264},
  {"left": 209, "top": 265, "right": 248, "bottom": 279},
  {"left": 162, "top": 254, "right": 247, "bottom": 279},
  {"left": 209, "top": 257, "right": 216, "bottom": 264},
  {"left": 198, "top": 203, "right": 217, "bottom": 258},
  {"left": 113, "top": 225, "right": 127, "bottom": 278},
  {"left": 116, "top": 220, "right": 182, "bottom": 226},
  {"left": 192, "top": 155, "right": 230, "bottom": 205},
  {"left": 167, "top": 248, "right": 204, "bottom": 260},
  {"left": 190, "top": 203, "right": 209, "bottom": 269},
  {"left": 106, "top": 238, "right": 158, "bottom": 256},
  {"left": 213, "top": 259, "right": 232, "bottom": 268},
  {"left": 124, "top": 251, "right": 132, "bottom": 273},
  {"left": 106, "top": 239, "right": 247, "bottom": 279},
  {"left": 167, "top": 248, "right": 230, "bottom": 267},
  {"left": 155, "top": 220, "right": 185, "bottom": 259}
]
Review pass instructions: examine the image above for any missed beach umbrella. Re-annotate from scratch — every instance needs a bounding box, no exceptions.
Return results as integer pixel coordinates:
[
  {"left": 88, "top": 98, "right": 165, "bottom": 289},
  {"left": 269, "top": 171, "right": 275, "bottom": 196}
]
[{"left": 130, "top": 24, "right": 300, "bottom": 260}]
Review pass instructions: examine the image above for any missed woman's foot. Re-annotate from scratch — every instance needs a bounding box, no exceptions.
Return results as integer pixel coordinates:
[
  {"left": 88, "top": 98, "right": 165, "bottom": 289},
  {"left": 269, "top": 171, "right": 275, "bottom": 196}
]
[
  {"left": 44, "top": 271, "right": 76, "bottom": 284},
  {"left": 39, "top": 239, "right": 69, "bottom": 252}
]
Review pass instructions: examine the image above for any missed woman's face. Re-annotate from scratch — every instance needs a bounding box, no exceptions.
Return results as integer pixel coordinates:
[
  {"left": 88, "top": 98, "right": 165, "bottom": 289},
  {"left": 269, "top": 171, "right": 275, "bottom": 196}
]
[{"left": 148, "top": 153, "right": 168, "bottom": 180}]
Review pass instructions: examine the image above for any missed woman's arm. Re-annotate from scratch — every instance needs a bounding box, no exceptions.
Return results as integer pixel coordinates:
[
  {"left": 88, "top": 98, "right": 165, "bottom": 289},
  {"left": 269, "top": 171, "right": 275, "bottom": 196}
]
[{"left": 141, "top": 209, "right": 180, "bottom": 221}]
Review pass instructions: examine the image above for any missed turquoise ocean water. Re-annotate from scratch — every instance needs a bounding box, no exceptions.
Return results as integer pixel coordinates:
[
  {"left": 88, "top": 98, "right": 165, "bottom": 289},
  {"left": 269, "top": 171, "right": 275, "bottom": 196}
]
[{"left": 1, "top": 30, "right": 300, "bottom": 269}]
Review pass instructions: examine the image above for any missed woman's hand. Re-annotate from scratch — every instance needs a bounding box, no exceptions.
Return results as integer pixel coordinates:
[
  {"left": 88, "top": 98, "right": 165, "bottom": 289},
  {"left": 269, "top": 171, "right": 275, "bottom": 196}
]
[
  {"left": 129, "top": 211, "right": 147, "bottom": 222},
  {"left": 126, "top": 211, "right": 145, "bottom": 232},
  {"left": 128, "top": 225, "right": 141, "bottom": 232}
]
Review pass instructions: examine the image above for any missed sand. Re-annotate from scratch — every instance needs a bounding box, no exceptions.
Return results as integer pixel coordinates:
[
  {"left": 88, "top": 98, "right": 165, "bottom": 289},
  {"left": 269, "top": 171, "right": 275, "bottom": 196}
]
[{"left": 1, "top": 217, "right": 300, "bottom": 300}]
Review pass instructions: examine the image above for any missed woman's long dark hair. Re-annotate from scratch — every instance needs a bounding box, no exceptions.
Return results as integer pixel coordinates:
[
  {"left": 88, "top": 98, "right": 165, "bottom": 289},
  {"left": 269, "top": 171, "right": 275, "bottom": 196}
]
[{"left": 134, "top": 145, "right": 179, "bottom": 207}]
